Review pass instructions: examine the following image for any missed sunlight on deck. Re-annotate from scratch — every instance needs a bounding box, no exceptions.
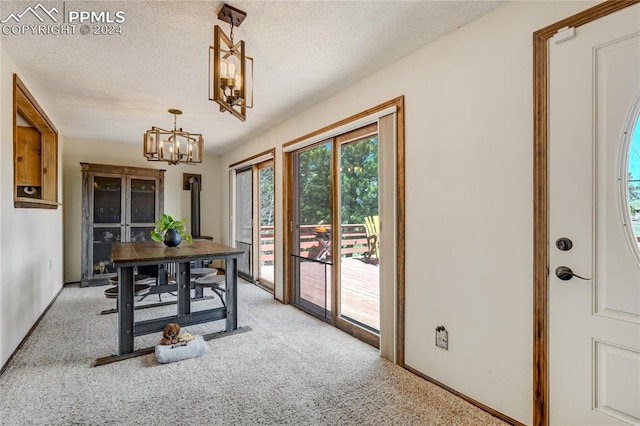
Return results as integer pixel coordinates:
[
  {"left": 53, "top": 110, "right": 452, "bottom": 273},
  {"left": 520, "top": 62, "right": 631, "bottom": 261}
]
[{"left": 298, "top": 258, "right": 379, "bottom": 331}]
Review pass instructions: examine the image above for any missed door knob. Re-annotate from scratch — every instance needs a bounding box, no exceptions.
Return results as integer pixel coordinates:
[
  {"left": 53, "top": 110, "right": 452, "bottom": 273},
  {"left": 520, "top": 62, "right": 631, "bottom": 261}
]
[
  {"left": 555, "top": 237, "right": 573, "bottom": 251},
  {"left": 555, "top": 266, "right": 591, "bottom": 281}
]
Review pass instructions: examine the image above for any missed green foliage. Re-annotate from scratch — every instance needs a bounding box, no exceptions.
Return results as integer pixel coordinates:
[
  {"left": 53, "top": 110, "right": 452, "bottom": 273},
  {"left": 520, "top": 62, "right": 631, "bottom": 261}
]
[
  {"left": 630, "top": 173, "right": 640, "bottom": 202},
  {"left": 259, "top": 166, "right": 275, "bottom": 227},
  {"left": 298, "top": 143, "right": 332, "bottom": 225},
  {"left": 295, "top": 137, "right": 379, "bottom": 226},
  {"left": 150, "top": 213, "right": 193, "bottom": 244},
  {"left": 340, "top": 137, "right": 378, "bottom": 224}
]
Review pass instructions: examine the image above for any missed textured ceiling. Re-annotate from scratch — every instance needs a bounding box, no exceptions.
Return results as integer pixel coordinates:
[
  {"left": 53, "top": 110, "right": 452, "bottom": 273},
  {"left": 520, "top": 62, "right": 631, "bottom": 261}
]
[{"left": 1, "top": 1, "right": 503, "bottom": 154}]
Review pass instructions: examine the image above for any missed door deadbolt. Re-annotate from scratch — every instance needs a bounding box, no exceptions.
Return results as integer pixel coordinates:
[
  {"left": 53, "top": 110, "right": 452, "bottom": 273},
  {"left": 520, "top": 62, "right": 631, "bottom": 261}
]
[
  {"left": 555, "top": 266, "right": 591, "bottom": 281},
  {"left": 555, "top": 237, "right": 573, "bottom": 251}
]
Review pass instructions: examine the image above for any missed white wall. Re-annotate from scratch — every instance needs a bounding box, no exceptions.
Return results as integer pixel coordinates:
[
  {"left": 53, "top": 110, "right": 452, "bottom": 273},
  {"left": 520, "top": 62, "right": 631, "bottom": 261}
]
[
  {"left": 219, "top": 1, "right": 596, "bottom": 423},
  {"left": 1, "top": 46, "right": 65, "bottom": 368},
  {"left": 62, "top": 138, "right": 222, "bottom": 283}
]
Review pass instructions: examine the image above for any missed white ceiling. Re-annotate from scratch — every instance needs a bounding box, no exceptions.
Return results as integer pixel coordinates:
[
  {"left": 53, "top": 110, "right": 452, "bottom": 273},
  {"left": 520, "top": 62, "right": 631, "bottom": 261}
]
[{"left": 1, "top": 0, "right": 503, "bottom": 154}]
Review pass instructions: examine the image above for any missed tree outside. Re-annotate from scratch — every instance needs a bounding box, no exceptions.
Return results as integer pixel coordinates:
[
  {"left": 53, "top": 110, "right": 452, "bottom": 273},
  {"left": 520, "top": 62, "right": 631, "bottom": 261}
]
[
  {"left": 340, "top": 136, "right": 378, "bottom": 225},
  {"left": 298, "top": 143, "right": 332, "bottom": 226},
  {"left": 259, "top": 166, "right": 274, "bottom": 227},
  {"left": 296, "top": 138, "right": 379, "bottom": 226}
]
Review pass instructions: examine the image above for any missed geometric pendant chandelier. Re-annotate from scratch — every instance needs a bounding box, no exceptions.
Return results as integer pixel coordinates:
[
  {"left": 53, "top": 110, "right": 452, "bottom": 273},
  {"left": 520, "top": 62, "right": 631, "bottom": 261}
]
[
  {"left": 143, "top": 109, "right": 203, "bottom": 165},
  {"left": 209, "top": 3, "right": 253, "bottom": 122}
]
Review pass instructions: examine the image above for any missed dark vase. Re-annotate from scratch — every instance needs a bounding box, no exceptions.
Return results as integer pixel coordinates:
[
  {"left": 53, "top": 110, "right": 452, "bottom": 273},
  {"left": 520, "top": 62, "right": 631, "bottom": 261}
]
[{"left": 163, "top": 229, "right": 182, "bottom": 247}]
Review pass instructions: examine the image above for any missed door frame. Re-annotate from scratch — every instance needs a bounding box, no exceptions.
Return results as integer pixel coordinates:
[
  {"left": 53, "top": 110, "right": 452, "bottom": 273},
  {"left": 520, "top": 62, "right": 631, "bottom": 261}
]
[{"left": 532, "top": 1, "right": 640, "bottom": 424}]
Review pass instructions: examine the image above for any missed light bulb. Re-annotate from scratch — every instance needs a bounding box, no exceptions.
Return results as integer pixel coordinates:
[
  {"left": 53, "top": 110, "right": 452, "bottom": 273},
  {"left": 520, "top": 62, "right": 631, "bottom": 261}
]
[
  {"left": 228, "top": 63, "right": 236, "bottom": 78},
  {"left": 220, "top": 62, "right": 228, "bottom": 78}
]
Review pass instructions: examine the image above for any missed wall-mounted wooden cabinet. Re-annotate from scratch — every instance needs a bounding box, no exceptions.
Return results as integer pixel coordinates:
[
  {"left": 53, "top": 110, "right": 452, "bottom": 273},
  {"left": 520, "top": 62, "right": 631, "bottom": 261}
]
[
  {"left": 81, "top": 163, "right": 165, "bottom": 286},
  {"left": 13, "top": 74, "right": 58, "bottom": 209}
]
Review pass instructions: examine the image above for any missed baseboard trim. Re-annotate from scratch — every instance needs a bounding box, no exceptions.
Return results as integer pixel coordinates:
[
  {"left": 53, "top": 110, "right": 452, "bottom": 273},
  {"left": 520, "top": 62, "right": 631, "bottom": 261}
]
[
  {"left": 404, "top": 364, "right": 525, "bottom": 426},
  {"left": 0, "top": 285, "right": 64, "bottom": 376}
]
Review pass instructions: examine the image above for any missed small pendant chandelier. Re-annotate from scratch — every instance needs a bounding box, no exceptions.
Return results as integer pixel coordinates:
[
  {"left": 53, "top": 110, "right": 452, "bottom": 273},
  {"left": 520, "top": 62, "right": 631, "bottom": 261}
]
[
  {"left": 143, "top": 109, "right": 203, "bottom": 165},
  {"left": 209, "top": 3, "right": 253, "bottom": 122}
]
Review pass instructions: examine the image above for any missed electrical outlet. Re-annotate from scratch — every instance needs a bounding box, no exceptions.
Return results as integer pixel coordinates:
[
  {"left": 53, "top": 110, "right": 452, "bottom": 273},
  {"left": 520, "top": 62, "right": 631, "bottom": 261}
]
[{"left": 435, "top": 326, "right": 448, "bottom": 350}]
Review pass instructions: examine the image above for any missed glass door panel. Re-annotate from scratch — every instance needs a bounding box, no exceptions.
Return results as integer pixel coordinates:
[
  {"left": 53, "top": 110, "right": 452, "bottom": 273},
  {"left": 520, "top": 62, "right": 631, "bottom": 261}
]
[
  {"left": 296, "top": 259, "right": 332, "bottom": 319},
  {"left": 91, "top": 226, "right": 121, "bottom": 276},
  {"left": 236, "top": 168, "right": 253, "bottom": 280},
  {"left": 286, "top": 123, "right": 381, "bottom": 345},
  {"left": 258, "top": 162, "right": 275, "bottom": 287},
  {"left": 293, "top": 142, "right": 332, "bottom": 319},
  {"left": 92, "top": 176, "right": 122, "bottom": 279},
  {"left": 130, "top": 178, "right": 156, "bottom": 224},
  {"left": 93, "top": 176, "right": 121, "bottom": 224},
  {"left": 130, "top": 226, "right": 154, "bottom": 242},
  {"left": 338, "top": 135, "right": 380, "bottom": 332},
  {"left": 628, "top": 114, "right": 640, "bottom": 250}
]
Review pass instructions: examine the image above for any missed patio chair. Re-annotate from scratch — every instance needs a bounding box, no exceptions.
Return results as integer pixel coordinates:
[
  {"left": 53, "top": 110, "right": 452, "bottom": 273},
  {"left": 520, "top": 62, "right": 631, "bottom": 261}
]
[{"left": 364, "top": 215, "right": 379, "bottom": 264}]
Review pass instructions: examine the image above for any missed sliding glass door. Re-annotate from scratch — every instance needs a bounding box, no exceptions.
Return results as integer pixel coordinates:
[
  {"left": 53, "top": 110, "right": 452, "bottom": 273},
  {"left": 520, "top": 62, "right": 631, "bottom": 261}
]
[
  {"left": 292, "top": 142, "right": 333, "bottom": 318},
  {"left": 257, "top": 160, "right": 275, "bottom": 289},
  {"left": 235, "top": 167, "right": 253, "bottom": 281},
  {"left": 289, "top": 124, "right": 380, "bottom": 342},
  {"left": 231, "top": 156, "right": 276, "bottom": 291},
  {"left": 338, "top": 126, "right": 380, "bottom": 333}
]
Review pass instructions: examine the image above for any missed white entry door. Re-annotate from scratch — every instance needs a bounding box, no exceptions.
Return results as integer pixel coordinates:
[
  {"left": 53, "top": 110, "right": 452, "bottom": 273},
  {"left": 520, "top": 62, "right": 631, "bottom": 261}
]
[{"left": 549, "top": 4, "right": 640, "bottom": 425}]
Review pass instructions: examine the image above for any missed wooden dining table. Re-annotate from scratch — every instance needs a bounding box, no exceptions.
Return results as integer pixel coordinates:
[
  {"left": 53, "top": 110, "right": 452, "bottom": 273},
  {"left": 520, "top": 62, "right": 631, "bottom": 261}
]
[{"left": 97, "top": 239, "right": 245, "bottom": 364}]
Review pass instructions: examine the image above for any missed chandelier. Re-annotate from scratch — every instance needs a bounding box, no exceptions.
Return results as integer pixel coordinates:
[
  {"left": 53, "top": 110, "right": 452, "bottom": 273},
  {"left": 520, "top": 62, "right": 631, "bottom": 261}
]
[
  {"left": 143, "top": 109, "right": 203, "bottom": 165},
  {"left": 209, "top": 3, "right": 253, "bottom": 122}
]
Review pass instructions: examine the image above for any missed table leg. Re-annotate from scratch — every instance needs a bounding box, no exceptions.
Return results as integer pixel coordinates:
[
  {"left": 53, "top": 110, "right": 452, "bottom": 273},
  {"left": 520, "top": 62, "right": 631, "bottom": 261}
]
[
  {"left": 118, "top": 266, "right": 135, "bottom": 355},
  {"left": 177, "top": 261, "right": 191, "bottom": 316},
  {"left": 225, "top": 257, "right": 238, "bottom": 331},
  {"left": 194, "top": 282, "right": 204, "bottom": 299}
]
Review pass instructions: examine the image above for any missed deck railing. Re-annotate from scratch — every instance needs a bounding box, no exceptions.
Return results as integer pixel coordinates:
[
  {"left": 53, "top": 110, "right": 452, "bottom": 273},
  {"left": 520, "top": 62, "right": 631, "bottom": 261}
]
[{"left": 258, "top": 224, "right": 370, "bottom": 264}]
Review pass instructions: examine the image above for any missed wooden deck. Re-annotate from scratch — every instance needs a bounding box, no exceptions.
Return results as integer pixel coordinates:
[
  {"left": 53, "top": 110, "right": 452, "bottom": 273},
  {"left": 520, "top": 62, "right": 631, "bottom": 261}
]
[
  {"left": 259, "top": 263, "right": 275, "bottom": 283},
  {"left": 257, "top": 224, "right": 379, "bottom": 331},
  {"left": 339, "top": 258, "right": 380, "bottom": 330},
  {"left": 298, "top": 257, "right": 379, "bottom": 331}
]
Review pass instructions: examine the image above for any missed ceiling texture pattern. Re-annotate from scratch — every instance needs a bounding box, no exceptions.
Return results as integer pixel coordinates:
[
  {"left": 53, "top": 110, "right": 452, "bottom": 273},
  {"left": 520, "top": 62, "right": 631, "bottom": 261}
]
[{"left": 1, "top": 1, "right": 503, "bottom": 154}]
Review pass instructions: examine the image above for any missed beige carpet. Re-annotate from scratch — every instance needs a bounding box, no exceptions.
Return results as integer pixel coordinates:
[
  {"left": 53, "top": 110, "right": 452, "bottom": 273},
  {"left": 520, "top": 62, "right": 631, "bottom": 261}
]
[{"left": 0, "top": 281, "right": 508, "bottom": 425}]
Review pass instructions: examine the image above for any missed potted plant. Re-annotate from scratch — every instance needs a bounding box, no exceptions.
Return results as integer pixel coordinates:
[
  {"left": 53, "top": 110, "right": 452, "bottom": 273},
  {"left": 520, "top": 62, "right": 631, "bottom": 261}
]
[{"left": 150, "top": 214, "right": 193, "bottom": 247}]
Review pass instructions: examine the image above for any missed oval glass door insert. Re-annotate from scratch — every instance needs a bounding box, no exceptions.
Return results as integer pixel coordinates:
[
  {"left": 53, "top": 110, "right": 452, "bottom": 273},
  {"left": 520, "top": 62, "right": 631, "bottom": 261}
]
[{"left": 627, "top": 112, "right": 640, "bottom": 256}]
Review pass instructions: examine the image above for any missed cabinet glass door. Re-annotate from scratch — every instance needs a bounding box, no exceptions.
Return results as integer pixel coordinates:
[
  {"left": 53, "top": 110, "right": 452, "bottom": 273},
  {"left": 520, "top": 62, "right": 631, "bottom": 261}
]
[
  {"left": 92, "top": 176, "right": 123, "bottom": 277},
  {"left": 129, "top": 178, "right": 156, "bottom": 241},
  {"left": 93, "top": 176, "right": 122, "bottom": 224},
  {"left": 92, "top": 226, "right": 121, "bottom": 275}
]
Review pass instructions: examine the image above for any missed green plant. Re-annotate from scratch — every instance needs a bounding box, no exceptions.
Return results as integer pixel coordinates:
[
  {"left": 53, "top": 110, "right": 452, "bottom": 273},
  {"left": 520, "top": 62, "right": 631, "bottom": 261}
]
[{"left": 150, "top": 213, "right": 193, "bottom": 244}]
